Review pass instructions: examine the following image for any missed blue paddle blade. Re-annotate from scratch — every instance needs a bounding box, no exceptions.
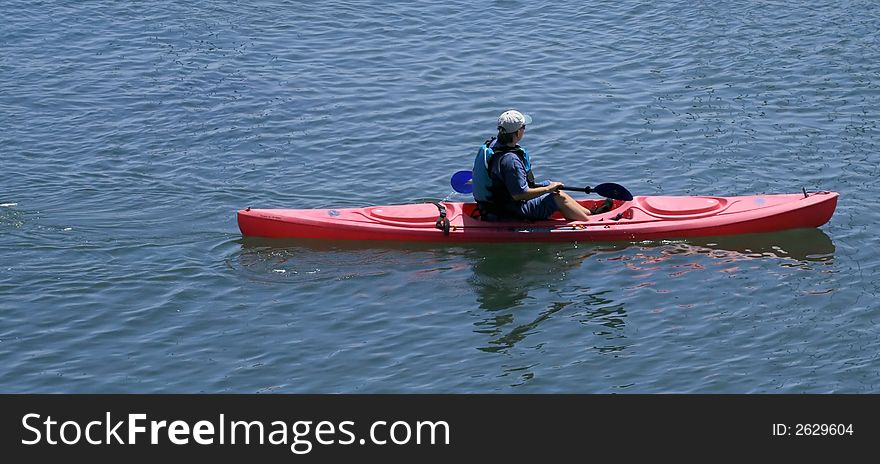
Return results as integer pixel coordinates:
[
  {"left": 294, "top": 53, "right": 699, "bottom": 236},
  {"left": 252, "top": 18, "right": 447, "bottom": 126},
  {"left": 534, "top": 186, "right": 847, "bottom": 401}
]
[{"left": 451, "top": 170, "right": 474, "bottom": 194}]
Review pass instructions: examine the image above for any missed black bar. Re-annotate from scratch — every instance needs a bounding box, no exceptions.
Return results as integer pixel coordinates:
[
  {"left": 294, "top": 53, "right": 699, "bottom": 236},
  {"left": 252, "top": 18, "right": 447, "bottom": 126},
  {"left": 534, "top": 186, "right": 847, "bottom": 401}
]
[{"left": 1, "top": 394, "right": 876, "bottom": 461}]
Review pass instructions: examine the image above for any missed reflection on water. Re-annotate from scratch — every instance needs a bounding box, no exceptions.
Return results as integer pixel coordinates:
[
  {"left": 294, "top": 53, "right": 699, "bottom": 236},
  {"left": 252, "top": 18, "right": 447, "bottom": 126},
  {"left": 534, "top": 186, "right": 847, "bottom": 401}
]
[
  {"left": 663, "top": 228, "right": 835, "bottom": 265},
  {"left": 237, "top": 227, "right": 835, "bottom": 265},
  {"left": 475, "top": 300, "right": 573, "bottom": 353},
  {"left": 597, "top": 228, "right": 836, "bottom": 287},
  {"left": 465, "top": 244, "right": 632, "bottom": 364},
  {"left": 574, "top": 291, "right": 628, "bottom": 354},
  {"left": 467, "top": 244, "right": 587, "bottom": 311},
  {"left": 233, "top": 227, "right": 836, "bottom": 387},
  {"left": 464, "top": 228, "right": 835, "bottom": 355}
]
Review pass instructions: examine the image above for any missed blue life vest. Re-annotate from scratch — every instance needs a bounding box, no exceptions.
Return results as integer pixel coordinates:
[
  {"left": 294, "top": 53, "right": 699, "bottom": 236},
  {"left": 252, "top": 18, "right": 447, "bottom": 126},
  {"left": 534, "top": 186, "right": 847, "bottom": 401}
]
[{"left": 472, "top": 137, "right": 536, "bottom": 209}]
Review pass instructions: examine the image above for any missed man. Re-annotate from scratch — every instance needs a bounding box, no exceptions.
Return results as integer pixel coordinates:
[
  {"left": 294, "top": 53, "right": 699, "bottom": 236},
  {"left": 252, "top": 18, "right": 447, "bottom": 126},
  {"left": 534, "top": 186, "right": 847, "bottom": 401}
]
[{"left": 472, "top": 109, "right": 601, "bottom": 221}]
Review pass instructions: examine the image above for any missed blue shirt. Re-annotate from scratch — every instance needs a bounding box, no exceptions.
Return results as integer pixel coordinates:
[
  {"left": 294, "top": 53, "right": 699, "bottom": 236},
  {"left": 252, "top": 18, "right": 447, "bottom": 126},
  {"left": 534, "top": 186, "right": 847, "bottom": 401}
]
[
  {"left": 488, "top": 150, "right": 556, "bottom": 220},
  {"left": 492, "top": 151, "right": 531, "bottom": 199}
]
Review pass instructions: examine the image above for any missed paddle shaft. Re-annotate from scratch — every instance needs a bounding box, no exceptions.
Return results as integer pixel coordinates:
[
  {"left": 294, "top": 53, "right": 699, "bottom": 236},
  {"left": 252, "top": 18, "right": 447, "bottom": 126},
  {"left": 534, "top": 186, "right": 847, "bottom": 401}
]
[{"left": 558, "top": 186, "right": 592, "bottom": 194}]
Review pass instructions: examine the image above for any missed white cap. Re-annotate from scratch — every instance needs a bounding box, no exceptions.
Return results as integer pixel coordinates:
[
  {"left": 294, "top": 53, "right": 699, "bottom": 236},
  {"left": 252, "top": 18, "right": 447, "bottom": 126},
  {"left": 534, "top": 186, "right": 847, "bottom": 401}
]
[{"left": 497, "top": 109, "right": 532, "bottom": 134}]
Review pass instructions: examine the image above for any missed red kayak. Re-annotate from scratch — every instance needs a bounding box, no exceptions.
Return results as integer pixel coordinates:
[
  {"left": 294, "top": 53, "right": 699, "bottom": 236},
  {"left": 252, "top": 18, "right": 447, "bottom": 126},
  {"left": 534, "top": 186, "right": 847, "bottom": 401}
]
[{"left": 237, "top": 192, "right": 838, "bottom": 243}]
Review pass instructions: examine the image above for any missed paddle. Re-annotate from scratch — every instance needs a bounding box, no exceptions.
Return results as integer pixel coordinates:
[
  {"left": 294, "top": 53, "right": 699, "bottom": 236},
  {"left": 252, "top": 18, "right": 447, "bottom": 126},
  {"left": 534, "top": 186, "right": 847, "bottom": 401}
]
[
  {"left": 450, "top": 170, "right": 633, "bottom": 201},
  {"left": 450, "top": 170, "right": 475, "bottom": 194},
  {"left": 558, "top": 184, "right": 634, "bottom": 201}
]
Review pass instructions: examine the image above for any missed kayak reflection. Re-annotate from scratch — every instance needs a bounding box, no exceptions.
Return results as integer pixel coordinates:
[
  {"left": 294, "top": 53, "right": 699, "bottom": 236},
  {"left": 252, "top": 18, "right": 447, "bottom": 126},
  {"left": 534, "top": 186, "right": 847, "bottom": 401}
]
[
  {"left": 465, "top": 227, "right": 834, "bottom": 353},
  {"left": 234, "top": 227, "right": 835, "bottom": 362},
  {"left": 238, "top": 225, "right": 835, "bottom": 263},
  {"left": 631, "top": 227, "right": 836, "bottom": 265}
]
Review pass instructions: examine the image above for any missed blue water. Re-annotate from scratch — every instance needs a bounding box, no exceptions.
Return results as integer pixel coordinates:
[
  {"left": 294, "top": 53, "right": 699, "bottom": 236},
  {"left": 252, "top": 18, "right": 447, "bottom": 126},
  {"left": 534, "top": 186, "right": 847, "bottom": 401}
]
[{"left": 1, "top": 0, "right": 878, "bottom": 393}]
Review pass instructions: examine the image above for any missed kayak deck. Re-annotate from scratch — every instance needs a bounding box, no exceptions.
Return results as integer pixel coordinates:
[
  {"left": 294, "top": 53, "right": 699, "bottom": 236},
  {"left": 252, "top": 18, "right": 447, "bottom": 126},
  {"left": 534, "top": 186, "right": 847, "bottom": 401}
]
[{"left": 238, "top": 192, "right": 838, "bottom": 242}]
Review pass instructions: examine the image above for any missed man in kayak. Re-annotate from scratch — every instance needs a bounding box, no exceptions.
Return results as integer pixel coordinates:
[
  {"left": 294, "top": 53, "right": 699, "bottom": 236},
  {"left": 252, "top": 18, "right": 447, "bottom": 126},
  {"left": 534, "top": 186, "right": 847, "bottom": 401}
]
[{"left": 472, "top": 109, "right": 605, "bottom": 221}]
